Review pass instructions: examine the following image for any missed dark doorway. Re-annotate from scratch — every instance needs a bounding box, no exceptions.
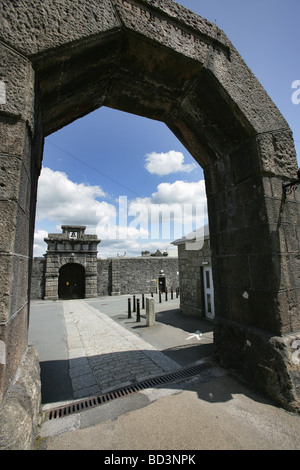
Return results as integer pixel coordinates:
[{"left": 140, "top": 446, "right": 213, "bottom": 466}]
[
  {"left": 58, "top": 264, "right": 85, "bottom": 300},
  {"left": 158, "top": 276, "right": 166, "bottom": 293}
]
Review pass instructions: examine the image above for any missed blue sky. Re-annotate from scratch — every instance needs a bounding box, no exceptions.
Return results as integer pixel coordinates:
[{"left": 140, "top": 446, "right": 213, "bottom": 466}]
[{"left": 34, "top": 0, "right": 300, "bottom": 258}]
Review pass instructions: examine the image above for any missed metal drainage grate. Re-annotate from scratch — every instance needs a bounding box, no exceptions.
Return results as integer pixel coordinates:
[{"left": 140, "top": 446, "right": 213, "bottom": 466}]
[{"left": 44, "top": 362, "right": 210, "bottom": 421}]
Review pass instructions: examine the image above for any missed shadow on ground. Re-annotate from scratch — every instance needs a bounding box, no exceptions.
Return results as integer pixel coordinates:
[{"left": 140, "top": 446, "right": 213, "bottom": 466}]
[
  {"left": 35, "top": 299, "right": 272, "bottom": 412},
  {"left": 40, "top": 346, "right": 271, "bottom": 412}
]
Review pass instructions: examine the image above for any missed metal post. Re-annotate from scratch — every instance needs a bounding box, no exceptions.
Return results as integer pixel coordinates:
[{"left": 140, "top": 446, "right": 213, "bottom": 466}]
[
  {"left": 165, "top": 288, "right": 168, "bottom": 301},
  {"left": 136, "top": 298, "right": 141, "bottom": 322},
  {"left": 128, "top": 298, "right": 131, "bottom": 318},
  {"left": 133, "top": 295, "right": 136, "bottom": 312},
  {"left": 159, "top": 291, "right": 162, "bottom": 303},
  {"left": 142, "top": 293, "right": 145, "bottom": 309},
  {"left": 171, "top": 287, "right": 173, "bottom": 300}
]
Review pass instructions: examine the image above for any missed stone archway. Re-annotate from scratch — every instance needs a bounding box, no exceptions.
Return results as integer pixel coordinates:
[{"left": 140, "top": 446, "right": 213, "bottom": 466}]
[
  {"left": 58, "top": 263, "right": 85, "bottom": 300},
  {"left": 1, "top": 0, "right": 300, "bottom": 448}
]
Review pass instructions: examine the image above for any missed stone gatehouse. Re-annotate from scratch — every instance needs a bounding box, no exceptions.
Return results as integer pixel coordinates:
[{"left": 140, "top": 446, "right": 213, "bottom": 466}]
[
  {"left": 43, "top": 225, "right": 100, "bottom": 300},
  {"left": 31, "top": 225, "right": 179, "bottom": 300},
  {"left": 1, "top": 0, "right": 300, "bottom": 450}
]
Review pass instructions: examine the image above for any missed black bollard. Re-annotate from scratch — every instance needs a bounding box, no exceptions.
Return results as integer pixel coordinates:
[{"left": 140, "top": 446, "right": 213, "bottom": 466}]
[
  {"left": 128, "top": 298, "right": 131, "bottom": 318},
  {"left": 159, "top": 291, "right": 162, "bottom": 303},
  {"left": 165, "top": 288, "right": 168, "bottom": 301},
  {"left": 171, "top": 287, "right": 173, "bottom": 300},
  {"left": 176, "top": 287, "right": 179, "bottom": 298},
  {"left": 133, "top": 295, "right": 136, "bottom": 312},
  {"left": 142, "top": 293, "right": 145, "bottom": 309},
  {"left": 136, "top": 298, "right": 141, "bottom": 322}
]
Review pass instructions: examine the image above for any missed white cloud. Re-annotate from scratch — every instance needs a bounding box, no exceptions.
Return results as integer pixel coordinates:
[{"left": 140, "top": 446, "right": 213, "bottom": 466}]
[
  {"left": 145, "top": 150, "right": 196, "bottom": 176},
  {"left": 33, "top": 229, "right": 48, "bottom": 257},
  {"left": 34, "top": 167, "right": 207, "bottom": 258},
  {"left": 151, "top": 180, "right": 206, "bottom": 205},
  {"left": 127, "top": 180, "right": 207, "bottom": 242},
  {"left": 36, "top": 167, "right": 106, "bottom": 226},
  {"left": 98, "top": 238, "right": 177, "bottom": 259}
]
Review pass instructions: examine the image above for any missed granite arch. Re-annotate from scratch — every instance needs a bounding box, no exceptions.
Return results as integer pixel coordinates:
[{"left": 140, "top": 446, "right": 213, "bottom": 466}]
[{"left": 0, "top": 0, "right": 300, "bottom": 448}]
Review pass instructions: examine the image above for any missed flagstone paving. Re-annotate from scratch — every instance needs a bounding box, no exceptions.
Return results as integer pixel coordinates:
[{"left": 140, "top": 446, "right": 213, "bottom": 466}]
[{"left": 63, "top": 300, "right": 181, "bottom": 399}]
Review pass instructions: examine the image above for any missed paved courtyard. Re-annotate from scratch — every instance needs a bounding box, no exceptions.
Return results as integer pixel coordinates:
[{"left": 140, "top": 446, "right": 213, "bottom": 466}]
[
  {"left": 28, "top": 295, "right": 300, "bottom": 450},
  {"left": 29, "top": 294, "right": 213, "bottom": 405}
]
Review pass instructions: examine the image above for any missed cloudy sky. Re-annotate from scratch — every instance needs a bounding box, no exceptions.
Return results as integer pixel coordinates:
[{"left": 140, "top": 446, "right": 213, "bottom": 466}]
[{"left": 34, "top": 0, "right": 300, "bottom": 258}]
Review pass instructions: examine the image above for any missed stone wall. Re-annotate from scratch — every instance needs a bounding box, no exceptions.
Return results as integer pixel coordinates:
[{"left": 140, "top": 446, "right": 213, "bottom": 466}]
[
  {"left": 0, "top": 347, "right": 41, "bottom": 450},
  {"left": 31, "top": 256, "right": 179, "bottom": 299},
  {"left": 30, "top": 258, "right": 45, "bottom": 300},
  {"left": 97, "top": 259, "right": 112, "bottom": 296},
  {"left": 111, "top": 257, "right": 179, "bottom": 295},
  {"left": 178, "top": 239, "right": 211, "bottom": 317}
]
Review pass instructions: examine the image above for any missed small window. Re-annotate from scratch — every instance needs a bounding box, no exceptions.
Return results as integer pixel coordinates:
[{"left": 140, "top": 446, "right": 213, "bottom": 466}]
[
  {"left": 206, "top": 270, "right": 210, "bottom": 289},
  {"left": 207, "top": 294, "right": 212, "bottom": 313}
]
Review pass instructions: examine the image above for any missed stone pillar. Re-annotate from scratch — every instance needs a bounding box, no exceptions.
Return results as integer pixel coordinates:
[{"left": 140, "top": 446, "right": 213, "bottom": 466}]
[
  {"left": 146, "top": 297, "right": 155, "bottom": 327},
  {"left": 44, "top": 275, "right": 59, "bottom": 301},
  {"left": 204, "top": 131, "right": 300, "bottom": 410},
  {"left": 111, "top": 258, "right": 121, "bottom": 295},
  {"left": 85, "top": 254, "right": 98, "bottom": 298},
  {"left": 0, "top": 42, "right": 43, "bottom": 447},
  {"left": 44, "top": 254, "right": 59, "bottom": 300}
]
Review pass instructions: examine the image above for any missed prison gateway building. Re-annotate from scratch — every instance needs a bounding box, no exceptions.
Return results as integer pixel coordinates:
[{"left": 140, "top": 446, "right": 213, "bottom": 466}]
[
  {"left": 31, "top": 224, "right": 214, "bottom": 323},
  {"left": 31, "top": 225, "right": 180, "bottom": 300}
]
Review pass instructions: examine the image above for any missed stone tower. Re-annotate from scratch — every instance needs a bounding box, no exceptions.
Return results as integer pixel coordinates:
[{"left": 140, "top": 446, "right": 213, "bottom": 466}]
[{"left": 44, "top": 225, "right": 100, "bottom": 300}]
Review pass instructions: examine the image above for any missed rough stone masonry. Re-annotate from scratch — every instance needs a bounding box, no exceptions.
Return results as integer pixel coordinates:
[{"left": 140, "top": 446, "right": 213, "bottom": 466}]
[
  {"left": 30, "top": 224, "right": 179, "bottom": 300},
  {"left": 0, "top": 0, "right": 300, "bottom": 449}
]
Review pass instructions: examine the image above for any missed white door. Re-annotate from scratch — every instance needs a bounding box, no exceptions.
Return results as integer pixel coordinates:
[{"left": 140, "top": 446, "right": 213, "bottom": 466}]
[{"left": 203, "top": 266, "right": 215, "bottom": 320}]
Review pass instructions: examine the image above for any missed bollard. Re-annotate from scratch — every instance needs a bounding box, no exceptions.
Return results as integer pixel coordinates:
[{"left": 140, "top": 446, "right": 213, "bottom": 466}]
[
  {"left": 133, "top": 295, "right": 136, "bottom": 312},
  {"left": 146, "top": 297, "right": 155, "bottom": 327},
  {"left": 142, "top": 293, "right": 145, "bottom": 309},
  {"left": 159, "top": 291, "right": 162, "bottom": 303},
  {"left": 176, "top": 288, "right": 179, "bottom": 298},
  {"left": 165, "top": 288, "right": 168, "bottom": 301},
  {"left": 136, "top": 298, "right": 141, "bottom": 322},
  {"left": 171, "top": 287, "right": 173, "bottom": 300},
  {"left": 128, "top": 298, "right": 131, "bottom": 318},
  {"left": 151, "top": 292, "right": 153, "bottom": 297}
]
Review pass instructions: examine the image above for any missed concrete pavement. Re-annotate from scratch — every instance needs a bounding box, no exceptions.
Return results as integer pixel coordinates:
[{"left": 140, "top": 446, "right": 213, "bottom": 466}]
[
  {"left": 44, "top": 375, "right": 300, "bottom": 451},
  {"left": 28, "top": 295, "right": 300, "bottom": 450}
]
